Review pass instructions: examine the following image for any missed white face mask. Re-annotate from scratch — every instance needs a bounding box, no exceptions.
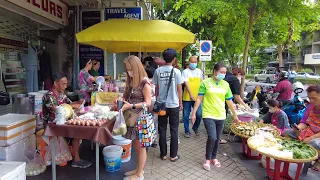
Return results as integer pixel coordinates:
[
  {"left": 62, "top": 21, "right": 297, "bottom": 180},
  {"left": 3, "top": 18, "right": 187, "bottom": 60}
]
[
  {"left": 238, "top": 77, "right": 242, "bottom": 83},
  {"left": 127, "top": 71, "right": 133, "bottom": 77}
]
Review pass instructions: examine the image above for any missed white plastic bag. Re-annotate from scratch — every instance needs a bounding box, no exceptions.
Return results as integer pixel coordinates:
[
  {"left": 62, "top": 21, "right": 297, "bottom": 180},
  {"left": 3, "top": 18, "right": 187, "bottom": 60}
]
[
  {"left": 25, "top": 150, "right": 46, "bottom": 176},
  {"left": 53, "top": 106, "right": 67, "bottom": 125},
  {"left": 44, "top": 137, "right": 73, "bottom": 166},
  {"left": 112, "top": 110, "right": 127, "bottom": 136}
]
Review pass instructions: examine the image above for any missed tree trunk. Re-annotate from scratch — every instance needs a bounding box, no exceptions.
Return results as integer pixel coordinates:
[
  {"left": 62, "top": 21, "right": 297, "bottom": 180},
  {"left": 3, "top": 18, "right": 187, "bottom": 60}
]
[
  {"left": 240, "top": 5, "right": 256, "bottom": 98},
  {"left": 278, "top": 44, "right": 284, "bottom": 69}
]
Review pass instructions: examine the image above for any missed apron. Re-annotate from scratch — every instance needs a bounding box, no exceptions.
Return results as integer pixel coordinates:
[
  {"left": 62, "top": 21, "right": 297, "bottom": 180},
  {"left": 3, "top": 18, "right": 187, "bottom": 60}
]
[
  {"left": 299, "top": 106, "right": 320, "bottom": 140},
  {"left": 271, "top": 111, "right": 285, "bottom": 135}
]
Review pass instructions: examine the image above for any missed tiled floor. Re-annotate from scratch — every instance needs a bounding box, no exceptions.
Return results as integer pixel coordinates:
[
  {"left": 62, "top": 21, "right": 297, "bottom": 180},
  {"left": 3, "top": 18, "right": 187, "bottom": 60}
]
[{"left": 27, "top": 122, "right": 319, "bottom": 180}]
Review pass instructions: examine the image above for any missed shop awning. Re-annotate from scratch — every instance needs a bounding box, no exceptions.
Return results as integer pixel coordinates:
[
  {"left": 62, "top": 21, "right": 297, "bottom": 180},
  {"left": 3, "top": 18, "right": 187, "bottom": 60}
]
[{"left": 75, "top": 19, "right": 196, "bottom": 53}]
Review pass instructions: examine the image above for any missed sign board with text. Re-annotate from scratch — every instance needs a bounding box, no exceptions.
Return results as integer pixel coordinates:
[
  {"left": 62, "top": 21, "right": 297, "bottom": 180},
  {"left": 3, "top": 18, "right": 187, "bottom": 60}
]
[
  {"left": 79, "top": 11, "right": 104, "bottom": 75},
  {"left": 6, "top": 0, "right": 68, "bottom": 26},
  {"left": 199, "top": 40, "right": 212, "bottom": 61},
  {"left": 105, "top": 7, "right": 142, "bottom": 20}
]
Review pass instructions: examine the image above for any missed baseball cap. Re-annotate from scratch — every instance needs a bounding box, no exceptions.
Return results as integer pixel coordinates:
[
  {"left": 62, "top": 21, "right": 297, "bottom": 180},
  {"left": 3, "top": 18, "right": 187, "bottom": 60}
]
[{"left": 162, "top": 48, "right": 177, "bottom": 63}]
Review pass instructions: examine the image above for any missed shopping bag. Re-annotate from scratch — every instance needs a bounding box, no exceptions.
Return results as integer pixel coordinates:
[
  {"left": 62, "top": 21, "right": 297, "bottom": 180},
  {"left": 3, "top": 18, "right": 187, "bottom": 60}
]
[
  {"left": 24, "top": 150, "right": 46, "bottom": 176},
  {"left": 136, "top": 103, "right": 157, "bottom": 147},
  {"left": 44, "top": 137, "right": 73, "bottom": 166},
  {"left": 112, "top": 109, "right": 127, "bottom": 136}
]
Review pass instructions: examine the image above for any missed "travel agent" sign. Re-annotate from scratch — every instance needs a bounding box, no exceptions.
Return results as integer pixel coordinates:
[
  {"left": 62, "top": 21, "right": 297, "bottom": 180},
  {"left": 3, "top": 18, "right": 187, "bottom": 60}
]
[{"left": 105, "top": 7, "right": 142, "bottom": 20}]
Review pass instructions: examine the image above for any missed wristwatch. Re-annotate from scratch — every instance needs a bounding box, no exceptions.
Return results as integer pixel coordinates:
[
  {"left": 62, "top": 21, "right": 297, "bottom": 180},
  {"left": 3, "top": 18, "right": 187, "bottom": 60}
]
[{"left": 132, "top": 104, "right": 136, "bottom": 109}]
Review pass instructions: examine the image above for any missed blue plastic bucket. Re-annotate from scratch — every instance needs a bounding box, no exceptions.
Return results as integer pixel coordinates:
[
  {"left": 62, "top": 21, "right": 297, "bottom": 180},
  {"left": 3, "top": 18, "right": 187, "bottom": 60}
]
[{"left": 103, "top": 145, "right": 123, "bottom": 172}]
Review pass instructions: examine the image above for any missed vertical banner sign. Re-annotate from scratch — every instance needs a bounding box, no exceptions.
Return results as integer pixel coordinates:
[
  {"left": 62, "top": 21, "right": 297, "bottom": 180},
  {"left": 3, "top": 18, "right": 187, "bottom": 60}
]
[
  {"left": 79, "top": 11, "right": 104, "bottom": 75},
  {"left": 199, "top": 40, "right": 212, "bottom": 61}
]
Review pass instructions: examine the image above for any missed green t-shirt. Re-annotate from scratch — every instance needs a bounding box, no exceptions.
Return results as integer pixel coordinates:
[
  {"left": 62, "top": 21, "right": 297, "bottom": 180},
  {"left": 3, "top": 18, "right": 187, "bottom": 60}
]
[
  {"left": 198, "top": 78, "right": 233, "bottom": 120},
  {"left": 89, "top": 69, "right": 100, "bottom": 77}
]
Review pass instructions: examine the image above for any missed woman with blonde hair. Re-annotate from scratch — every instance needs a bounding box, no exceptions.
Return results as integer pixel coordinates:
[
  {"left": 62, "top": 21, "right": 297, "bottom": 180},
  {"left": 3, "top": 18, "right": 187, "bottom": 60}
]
[{"left": 121, "top": 55, "right": 152, "bottom": 180}]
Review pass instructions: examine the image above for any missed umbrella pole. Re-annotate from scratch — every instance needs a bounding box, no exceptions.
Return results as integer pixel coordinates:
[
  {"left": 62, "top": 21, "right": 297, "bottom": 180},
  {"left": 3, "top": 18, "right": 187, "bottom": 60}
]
[{"left": 113, "top": 53, "right": 117, "bottom": 79}]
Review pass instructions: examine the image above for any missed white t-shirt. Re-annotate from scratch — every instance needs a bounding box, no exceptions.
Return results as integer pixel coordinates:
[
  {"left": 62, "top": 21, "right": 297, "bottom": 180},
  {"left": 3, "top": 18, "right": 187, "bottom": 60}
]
[{"left": 181, "top": 68, "right": 203, "bottom": 82}]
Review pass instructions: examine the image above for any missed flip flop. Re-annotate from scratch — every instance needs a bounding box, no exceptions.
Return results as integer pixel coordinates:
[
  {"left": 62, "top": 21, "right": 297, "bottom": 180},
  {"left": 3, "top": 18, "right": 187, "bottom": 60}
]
[
  {"left": 219, "top": 139, "right": 227, "bottom": 144},
  {"left": 160, "top": 156, "right": 167, "bottom": 161},
  {"left": 125, "top": 170, "right": 144, "bottom": 177},
  {"left": 203, "top": 163, "right": 211, "bottom": 171},
  {"left": 170, "top": 155, "right": 180, "bottom": 162},
  {"left": 212, "top": 159, "right": 221, "bottom": 168}
]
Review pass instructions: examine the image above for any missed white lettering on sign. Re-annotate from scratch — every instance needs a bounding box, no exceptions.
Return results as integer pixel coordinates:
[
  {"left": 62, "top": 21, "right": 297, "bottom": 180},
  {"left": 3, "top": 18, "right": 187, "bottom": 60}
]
[
  {"left": 105, "top": 8, "right": 128, "bottom": 14},
  {"left": 6, "top": 0, "right": 68, "bottom": 26},
  {"left": 124, "top": 14, "right": 140, "bottom": 19}
]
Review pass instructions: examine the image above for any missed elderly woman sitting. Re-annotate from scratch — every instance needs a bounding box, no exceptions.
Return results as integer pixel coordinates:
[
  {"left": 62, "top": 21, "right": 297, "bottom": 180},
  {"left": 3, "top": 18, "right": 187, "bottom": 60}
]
[{"left": 284, "top": 85, "right": 320, "bottom": 172}]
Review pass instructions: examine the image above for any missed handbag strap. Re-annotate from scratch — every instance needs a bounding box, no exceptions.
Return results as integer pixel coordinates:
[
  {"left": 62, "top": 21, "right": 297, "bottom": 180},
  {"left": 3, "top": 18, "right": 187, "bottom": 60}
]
[{"left": 165, "top": 68, "right": 174, "bottom": 99}]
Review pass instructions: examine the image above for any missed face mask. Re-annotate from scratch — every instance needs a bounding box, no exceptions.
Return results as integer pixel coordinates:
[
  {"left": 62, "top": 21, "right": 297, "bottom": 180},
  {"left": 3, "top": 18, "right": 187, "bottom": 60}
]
[
  {"left": 269, "top": 108, "right": 275, "bottom": 113},
  {"left": 190, "top": 63, "right": 197, "bottom": 69},
  {"left": 216, "top": 74, "right": 225, "bottom": 81},
  {"left": 127, "top": 71, "right": 133, "bottom": 77}
]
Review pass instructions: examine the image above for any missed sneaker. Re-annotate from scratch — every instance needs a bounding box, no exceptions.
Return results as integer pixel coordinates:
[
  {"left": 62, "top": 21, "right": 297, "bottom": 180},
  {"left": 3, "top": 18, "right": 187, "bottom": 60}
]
[
  {"left": 193, "top": 130, "right": 200, "bottom": 136},
  {"left": 71, "top": 160, "right": 92, "bottom": 168},
  {"left": 184, "top": 133, "right": 191, "bottom": 138}
]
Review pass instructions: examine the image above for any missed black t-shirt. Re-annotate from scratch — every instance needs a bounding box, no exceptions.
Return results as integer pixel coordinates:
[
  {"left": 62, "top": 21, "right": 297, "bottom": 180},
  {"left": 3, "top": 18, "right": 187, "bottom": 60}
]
[{"left": 224, "top": 72, "right": 241, "bottom": 95}]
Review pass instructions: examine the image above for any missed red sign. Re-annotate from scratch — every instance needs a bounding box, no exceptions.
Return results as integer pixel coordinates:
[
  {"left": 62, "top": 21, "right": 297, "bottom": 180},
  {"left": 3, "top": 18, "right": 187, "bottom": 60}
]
[{"left": 6, "top": 0, "right": 68, "bottom": 26}]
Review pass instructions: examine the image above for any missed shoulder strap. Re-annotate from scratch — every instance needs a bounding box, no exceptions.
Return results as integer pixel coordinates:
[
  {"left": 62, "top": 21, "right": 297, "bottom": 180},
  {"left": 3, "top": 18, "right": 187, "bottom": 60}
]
[{"left": 165, "top": 68, "right": 174, "bottom": 99}]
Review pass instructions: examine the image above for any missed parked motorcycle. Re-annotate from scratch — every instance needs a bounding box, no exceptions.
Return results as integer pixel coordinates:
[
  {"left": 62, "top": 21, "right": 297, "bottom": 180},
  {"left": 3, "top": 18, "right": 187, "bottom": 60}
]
[
  {"left": 282, "top": 82, "right": 306, "bottom": 125},
  {"left": 244, "top": 85, "right": 275, "bottom": 115}
]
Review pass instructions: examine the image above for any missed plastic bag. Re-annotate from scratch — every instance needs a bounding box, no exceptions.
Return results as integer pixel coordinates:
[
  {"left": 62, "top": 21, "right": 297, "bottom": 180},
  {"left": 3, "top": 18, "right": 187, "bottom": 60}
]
[
  {"left": 53, "top": 106, "right": 67, "bottom": 125},
  {"left": 44, "top": 137, "right": 73, "bottom": 166},
  {"left": 112, "top": 110, "right": 127, "bottom": 136},
  {"left": 25, "top": 150, "right": 46, "bottom": 176}
]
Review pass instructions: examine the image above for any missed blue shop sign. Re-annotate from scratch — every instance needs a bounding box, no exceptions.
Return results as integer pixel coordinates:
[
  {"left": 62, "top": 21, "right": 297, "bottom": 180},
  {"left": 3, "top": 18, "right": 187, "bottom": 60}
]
[{"left": 105, "top": 7, "right": 142, "bottom": 20}]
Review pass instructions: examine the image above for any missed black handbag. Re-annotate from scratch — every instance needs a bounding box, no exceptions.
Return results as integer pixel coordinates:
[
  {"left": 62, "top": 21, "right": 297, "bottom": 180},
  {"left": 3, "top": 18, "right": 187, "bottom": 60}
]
[
  {"left": 153, "top": 68, "right": 174, "bottom": 113},
  {"left": 0, "top": 91, "right": 10, "bottom": 105}
]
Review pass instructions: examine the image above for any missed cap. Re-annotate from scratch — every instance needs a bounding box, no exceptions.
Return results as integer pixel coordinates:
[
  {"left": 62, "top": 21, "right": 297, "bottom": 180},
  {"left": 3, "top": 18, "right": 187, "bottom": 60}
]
[{"left": 163, "top": 48, "right": 177, "bottom": 61}]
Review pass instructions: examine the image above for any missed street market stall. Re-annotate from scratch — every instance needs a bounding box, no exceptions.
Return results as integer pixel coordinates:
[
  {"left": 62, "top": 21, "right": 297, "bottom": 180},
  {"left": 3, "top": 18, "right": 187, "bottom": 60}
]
[
  {"left": 247, "top": 134, "right": 318, "bottom": 180},
  {"left": 231, "top": 122, "right": 281, "bottom": 159}
]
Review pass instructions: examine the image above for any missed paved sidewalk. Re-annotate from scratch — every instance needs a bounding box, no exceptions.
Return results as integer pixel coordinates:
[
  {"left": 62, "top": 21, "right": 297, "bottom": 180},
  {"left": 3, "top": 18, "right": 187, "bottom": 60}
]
[{"left": 144, "top": 123, "right": 257, "bottom": 180}]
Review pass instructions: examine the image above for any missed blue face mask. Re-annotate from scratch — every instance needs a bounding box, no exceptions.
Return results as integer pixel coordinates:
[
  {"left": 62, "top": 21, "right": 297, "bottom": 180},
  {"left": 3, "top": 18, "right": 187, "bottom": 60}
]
[
  {"left": 216, "top": 74, "right": 225, "bottom": 81},
  {"left": 189, "top": 63, "right": 197, "bottom": 69}
]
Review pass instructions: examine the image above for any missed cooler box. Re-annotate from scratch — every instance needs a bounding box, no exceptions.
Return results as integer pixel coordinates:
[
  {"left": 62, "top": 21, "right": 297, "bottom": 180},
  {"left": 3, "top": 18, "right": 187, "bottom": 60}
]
[
  {"left": 0, "top": 134, "right": 36, "bottom": 161},
  {"left": 0, "top": 114, "right": 36, "bottom": 146},
  {"left": 0, "top": 161, "right": 26, "bottom": 180}
]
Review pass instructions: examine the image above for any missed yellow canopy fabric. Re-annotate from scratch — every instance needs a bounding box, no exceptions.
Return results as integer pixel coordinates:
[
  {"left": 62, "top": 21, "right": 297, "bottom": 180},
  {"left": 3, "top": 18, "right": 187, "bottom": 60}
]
[{"left": 76, "top": 19, "right": 196, "bottom": 53}]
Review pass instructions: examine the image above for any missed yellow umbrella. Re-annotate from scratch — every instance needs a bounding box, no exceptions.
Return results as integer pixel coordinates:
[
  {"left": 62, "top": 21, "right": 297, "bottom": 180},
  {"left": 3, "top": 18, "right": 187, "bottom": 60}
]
[{"left": 76, "top": 19, "right": 196, "bottom": 53}]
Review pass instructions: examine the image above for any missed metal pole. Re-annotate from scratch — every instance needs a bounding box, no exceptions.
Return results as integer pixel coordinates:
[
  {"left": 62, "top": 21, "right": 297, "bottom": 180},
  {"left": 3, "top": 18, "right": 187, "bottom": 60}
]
[
  {"left": 113, "top": 53, "right": 116, "bottom": 79},
  {"left": 201, "top": 61, "right": 206, "bottom": 79},
  {"left": 51, "top": 136, "right": 56, "bottom": 180},
  {"left": 95, "top": 142, "right": 100, "bottom": 180}
]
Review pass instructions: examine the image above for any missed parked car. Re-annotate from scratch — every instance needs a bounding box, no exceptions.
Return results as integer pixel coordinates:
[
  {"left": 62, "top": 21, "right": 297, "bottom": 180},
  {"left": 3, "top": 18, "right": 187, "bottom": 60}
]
[
  {"left": 295, "top": 72, "right": 320, "bottom": 79},
  {"left": 254, "top": 67, "right": 279, "bottom": 83}
]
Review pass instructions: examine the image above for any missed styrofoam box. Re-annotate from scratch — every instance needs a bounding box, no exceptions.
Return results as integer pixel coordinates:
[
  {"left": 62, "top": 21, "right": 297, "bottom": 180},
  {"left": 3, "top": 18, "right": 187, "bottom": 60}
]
[
  {"left": 0, "top": 134, "right": 36, "bottom": 161},
  {"left": 0, "top": 161, "right": 26, "bottom": 180},
  {"left": 0, "top": 114, "right": 36, "bottom": 146}
]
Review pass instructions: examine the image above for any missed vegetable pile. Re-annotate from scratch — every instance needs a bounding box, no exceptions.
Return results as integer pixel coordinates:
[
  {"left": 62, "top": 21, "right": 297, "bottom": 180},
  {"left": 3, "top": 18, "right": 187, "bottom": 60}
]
[{"left": 277, "top": 139, "right": 317, "bottom": 159}]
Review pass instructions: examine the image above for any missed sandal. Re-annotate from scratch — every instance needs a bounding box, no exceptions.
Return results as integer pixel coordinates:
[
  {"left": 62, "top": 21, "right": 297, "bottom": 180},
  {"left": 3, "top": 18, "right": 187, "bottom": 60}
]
[
  {"left": 123, "top": 174, "right": 144, "bottom": 180},
  {"left": 160, "top": 156, "right": 167, "bottom": 160},
  {"left": 203, "top": 162, "right": 211, "bottom": 171},
  {"left": 170, "top": 155, "right": 180, "bottom": 162},
  {"left": 211, "top": 159, "right": 221, "bottom": 168},
  {"left": 219, "top": 139, "right": 227, "bottom": 144},
  {"left": 125, "top": 170, "right": 144, "bottom": 177}
]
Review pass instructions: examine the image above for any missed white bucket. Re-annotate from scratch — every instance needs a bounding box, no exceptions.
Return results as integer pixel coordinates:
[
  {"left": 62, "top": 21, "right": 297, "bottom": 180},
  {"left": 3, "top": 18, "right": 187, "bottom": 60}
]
[
  {"left": 112, "top": 135, "right": 132, "bottom": 163},
  {"left": 103, "top": 145, "right": 122, "bottom": 172},
  {"left": 38, "top": 90, "right": 48, "bottom": 94},
  {"left": 28, "top": 92, "right": 44, "bottom": 113}
]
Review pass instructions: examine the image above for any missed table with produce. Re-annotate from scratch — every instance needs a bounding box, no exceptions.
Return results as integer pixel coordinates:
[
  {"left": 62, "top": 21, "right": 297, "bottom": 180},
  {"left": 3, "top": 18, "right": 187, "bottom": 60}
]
[
  {"left": 44, "top": 103, "right": 119, "bottom": 180},
  {"left": 247, "top": 133, "right": 318, "bottom": 180},
  {"left": 230, "top": 122, "right": 281, "bottom": 159}
]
